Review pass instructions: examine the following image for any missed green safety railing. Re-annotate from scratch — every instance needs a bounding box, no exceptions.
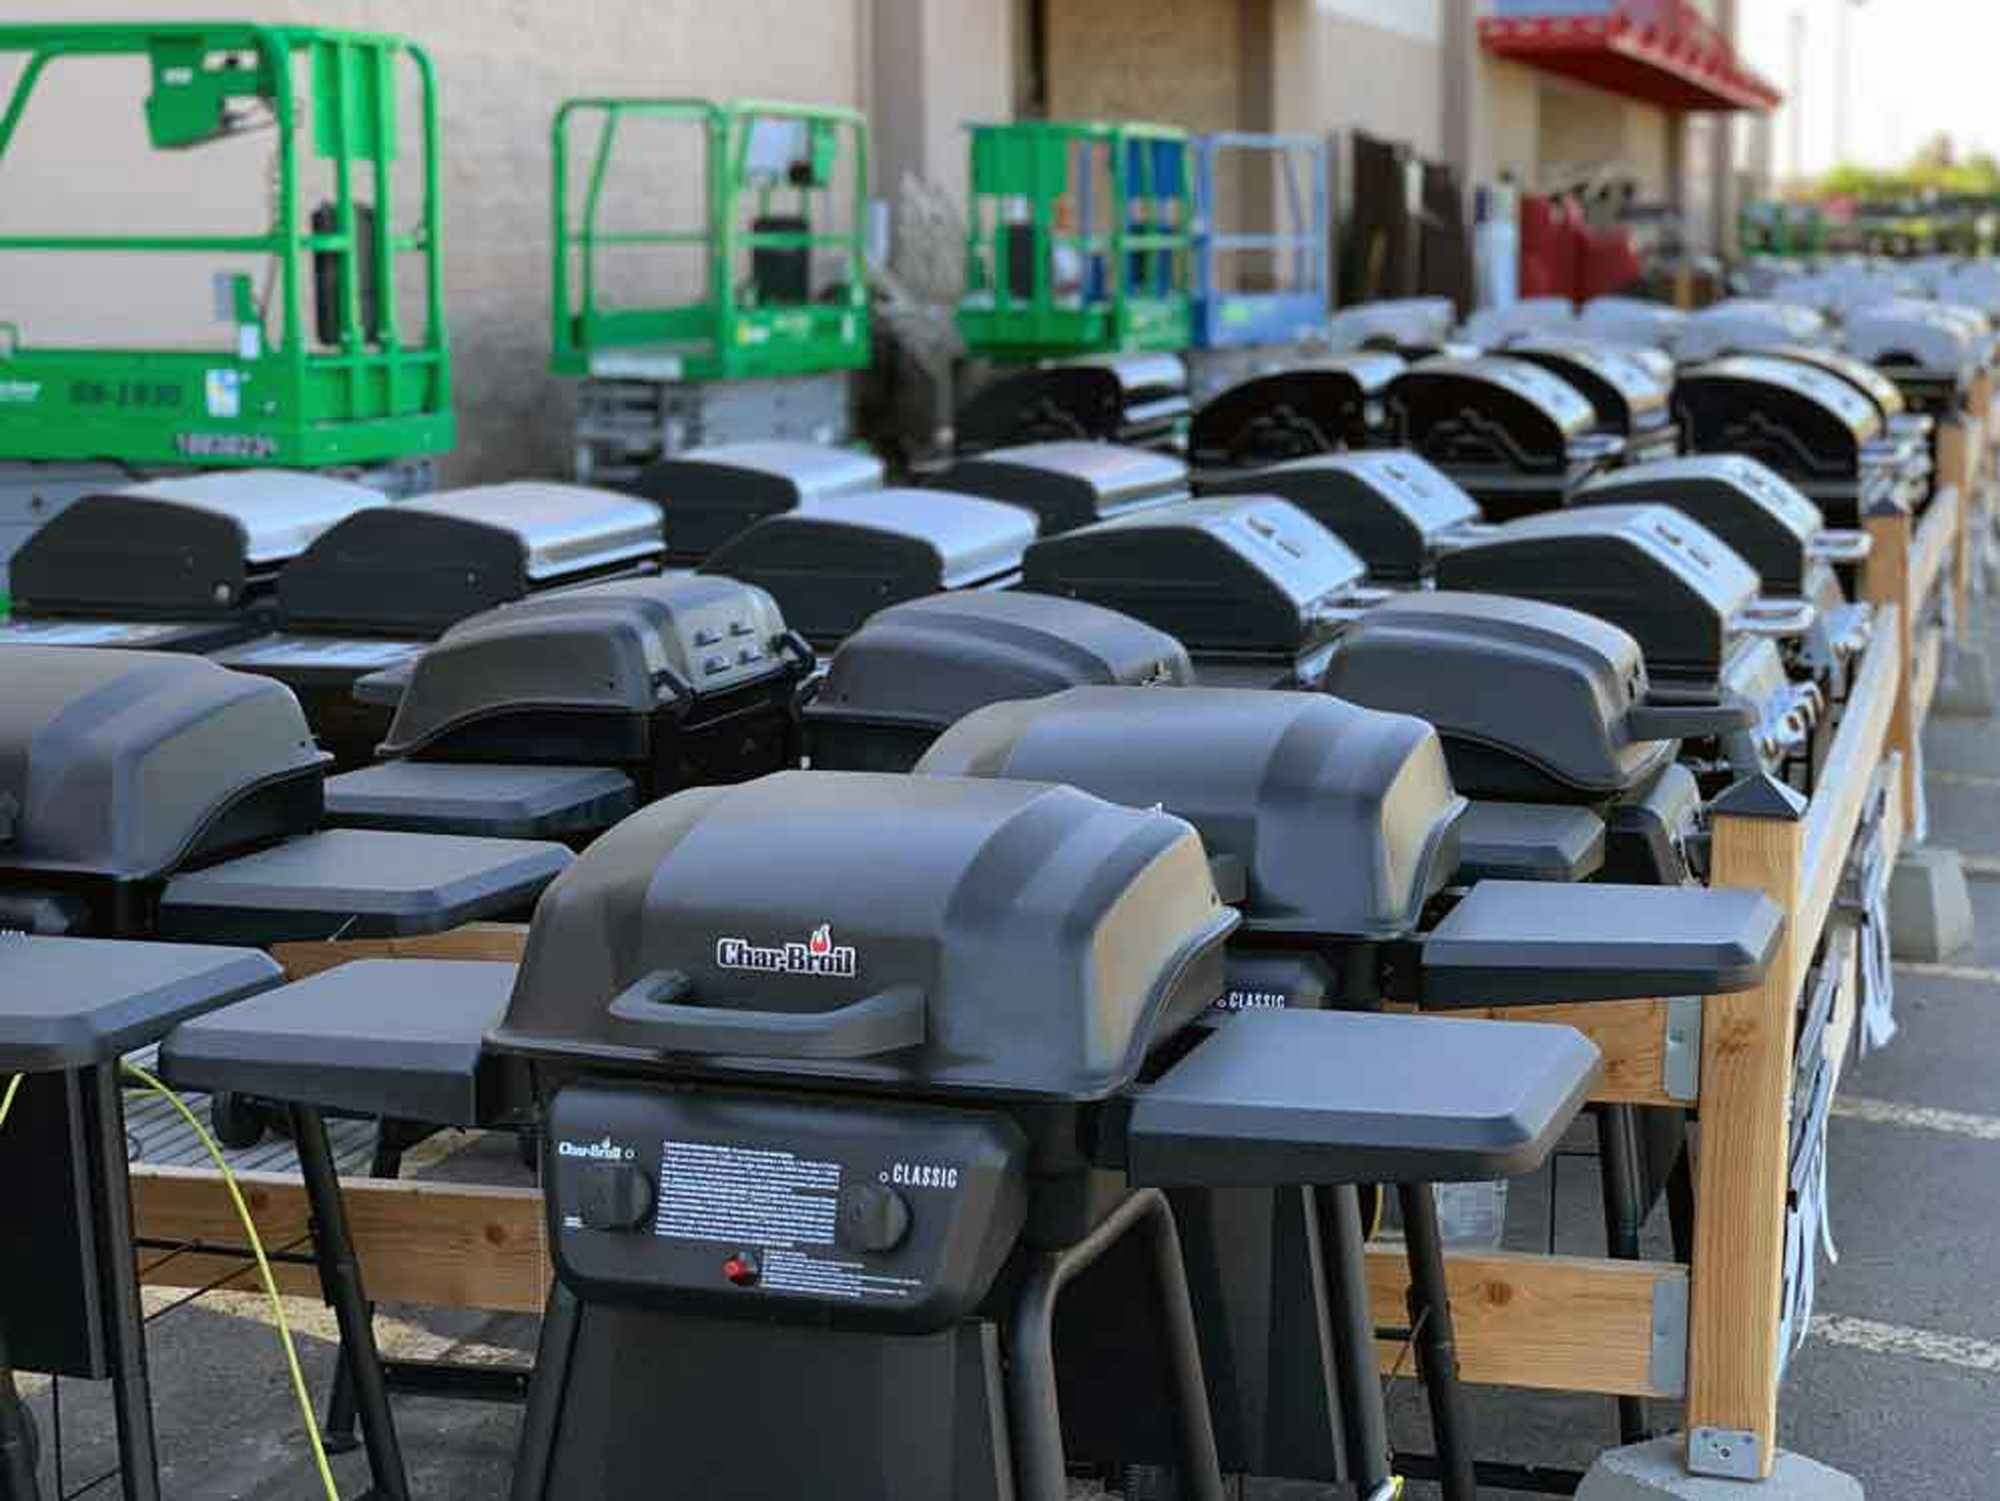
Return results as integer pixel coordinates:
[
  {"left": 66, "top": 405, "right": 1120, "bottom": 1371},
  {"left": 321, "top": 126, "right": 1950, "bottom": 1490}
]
[
  {"left": 0, "top": 22, "right": 453, "bottom": 468},
  {"left": 958, "top": 119, "right": 1193, "bottom": 359},
  {"left": 550, "top": 97, "right": 869, "bottom": 383}
]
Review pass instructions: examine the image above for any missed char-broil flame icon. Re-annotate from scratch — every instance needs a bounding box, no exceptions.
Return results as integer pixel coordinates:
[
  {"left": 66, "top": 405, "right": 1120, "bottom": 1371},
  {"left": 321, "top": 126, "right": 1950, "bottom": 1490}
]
[{"left": 808, "top": 924, "right": 833, "bottom": 957}]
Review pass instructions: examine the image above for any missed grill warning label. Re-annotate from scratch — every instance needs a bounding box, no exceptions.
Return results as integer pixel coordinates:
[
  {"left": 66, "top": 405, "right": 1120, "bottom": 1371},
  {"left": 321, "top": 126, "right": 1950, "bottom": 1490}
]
[
  {"left": 655, "top": 1141, "right": 839, "bottom": 1247},
  {"left": 654, "top": 1139, "right": 921, "bottom": 1302}
]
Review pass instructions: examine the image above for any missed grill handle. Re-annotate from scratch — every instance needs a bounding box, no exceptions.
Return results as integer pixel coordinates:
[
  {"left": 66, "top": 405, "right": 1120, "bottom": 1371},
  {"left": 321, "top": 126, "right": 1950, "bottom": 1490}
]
[
  {"left": 1625, "top": 692, "right": 1757, "bottom": 742},
  {"left": 606, "top": 969, "right": 926, "bottom": 1059}
]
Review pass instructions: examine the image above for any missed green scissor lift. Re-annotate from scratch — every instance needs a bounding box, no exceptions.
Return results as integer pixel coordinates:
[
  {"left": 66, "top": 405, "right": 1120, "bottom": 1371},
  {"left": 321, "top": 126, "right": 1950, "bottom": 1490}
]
[
  {"left": 958, "top": 119, "right": 1194, "bottom": 359},
  {"left": 551, "top": 97, "right": 869, "bottom": 481},
  {"left": 0, "top": 22, "right": 453, "bottom": 603}
]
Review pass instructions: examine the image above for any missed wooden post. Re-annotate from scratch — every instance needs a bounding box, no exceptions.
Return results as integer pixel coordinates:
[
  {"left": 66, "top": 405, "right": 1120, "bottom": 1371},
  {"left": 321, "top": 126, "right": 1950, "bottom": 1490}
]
[
  {"left": 1863, "top": 501, "right": 1919, "bottom": 836},
  {"left": 1684, "top": 773, "right": 1807, "bottom": 1481}
]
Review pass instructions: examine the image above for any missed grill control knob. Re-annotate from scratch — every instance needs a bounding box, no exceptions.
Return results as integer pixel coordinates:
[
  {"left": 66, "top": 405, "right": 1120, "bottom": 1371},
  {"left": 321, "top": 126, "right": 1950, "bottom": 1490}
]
[
  {"left": 835, "top": 1183, "right": 911, "bottom": 1253},
  {"left": 577, "top": 1162, "right": 654, "bottom": 1232}
]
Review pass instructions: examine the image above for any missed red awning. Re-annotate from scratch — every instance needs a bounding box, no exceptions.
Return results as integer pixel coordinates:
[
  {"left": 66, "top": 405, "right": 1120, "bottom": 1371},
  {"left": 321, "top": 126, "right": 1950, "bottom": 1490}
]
[{"left": 1480, "top": 1, "right": 1783, "bottom": 114}]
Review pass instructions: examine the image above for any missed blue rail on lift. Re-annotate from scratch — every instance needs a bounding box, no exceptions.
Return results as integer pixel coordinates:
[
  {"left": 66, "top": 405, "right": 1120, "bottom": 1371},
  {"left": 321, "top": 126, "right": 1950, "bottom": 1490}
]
[{"left": 1191, "top": 130, "right": 1331, "bottom": 350}]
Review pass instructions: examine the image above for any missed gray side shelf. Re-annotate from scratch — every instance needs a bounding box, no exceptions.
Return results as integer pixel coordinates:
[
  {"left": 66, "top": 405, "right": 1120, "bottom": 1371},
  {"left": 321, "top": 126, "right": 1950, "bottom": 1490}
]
[
  {"left": 156, "top": 829, "right": 571, "bottom": 943},
  {"left": 1418, "top": 879, "right": 1782, "bottom": 1006},
  {"left": 1454, "top": 801, "right": 1605, "bottom": 883},
  {"left": 160, "top": 959, "right": 520, "bottom": 1127},
  {"left": 324, "top": 762, "right": 638, "bottom": 840},
  {"left": 1126, "top": 1008, "right": 1602, "bottom": 1186},
  {"left": 0, "top": 934, "right": 282, "bottom": 1072}
]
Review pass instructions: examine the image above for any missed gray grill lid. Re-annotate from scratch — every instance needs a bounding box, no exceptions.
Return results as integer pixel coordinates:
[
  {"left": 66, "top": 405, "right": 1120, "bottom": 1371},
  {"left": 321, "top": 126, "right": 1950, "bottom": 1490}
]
[
  {"left": 932, "top": 442, "right": 1188, "bottom": 534},
  {"left": 699, "top": 489, "right": 1037, "bottom": 646},
  {"left": 1573, "top": 456, "right": 1822, "bottom": 596},
  {"left": 488, "top": 770, "right": 1237, "bottom": 1101},
  {"left": 916, "top": 686, "right": 1465, "bottom": 940},
  {"left": 277, "top": 483, "right": 666, "bottom": 636},
  {"left": 1432, "top": 503, "right": 1762, "bottom": 684},
  {"left": 804, "top": 591, "right": 1194, "bottom": 750},
  {"left": 378, "top": 574, "right": 797, "bottom": 759},
  {"left": 626, "top": 441, "right": 886, "bottom": 561},
  {"left": 1020, "top": 496, "right": 1366, "bottom": 660},
  {"left": 1321, "top": 592, "right": 1674, "bottom": 798},
  {"left": 0, "top": 648, "right": 325, "bottom": 879},
  {"left": 11, "top": 470, "right": 382, "bottom": 619},
  {"left": 1577, "top": 296, "right": 1688, "bottom": 350},
  {"left": 1671, "top": 300, "right": 1830, "bottom": 364},
  {"left": 1203, "top": 450, "right": 1480, "bottom": 583}
]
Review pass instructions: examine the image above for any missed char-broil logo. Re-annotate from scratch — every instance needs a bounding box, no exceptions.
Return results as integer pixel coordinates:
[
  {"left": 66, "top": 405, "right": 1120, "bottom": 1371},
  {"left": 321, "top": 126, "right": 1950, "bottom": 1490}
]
[
  {"left": 557, "top": 1135, "right": 635, "bottom": 1162},
  {"left": 715, "top": 922, "right": 858, "bottom": 979}
]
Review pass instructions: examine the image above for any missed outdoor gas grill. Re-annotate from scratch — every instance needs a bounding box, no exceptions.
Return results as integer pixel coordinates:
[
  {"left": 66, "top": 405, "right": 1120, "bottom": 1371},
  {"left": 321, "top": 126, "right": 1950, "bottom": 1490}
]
[
  {"left": 320, "top": 575, "right": 811, "bottom": 841},
  {"left": 206, "top": 482, "right": 666, "bottom": 761},
  {"left": 801, "top": 590, "right": 1194, "bottom": 771},
  {"left": 931, "top": 440, "right": 1190, "bottom": 533},
  {"left": 1501, "top": 335, "right": 1679, "bottom": 464},
  {"left": 0, "top": 649, "right": 570, "bottom": 942},
  {"left": 1018, "top": 494, "right": 1380, "bottom": 687},
  {"left": 619, "top": 440, "right": 885, "bottom": 564},
  {"left": 1572, "top": 455, "right": 1874, "bottom": 682},
  {"left": 1842, "top": 300, "right": 1992, "bottom": 414},
  {"left": 1201, "top": 449, "right": 1485, "bottom": 585},
  {"left": 953, "top": 354, "right": 1191, "bottom": 453},
  {"left": 1321, "top": 592, "right": 1727, "bottom": 885},
  {"left": 1673, "top": 355, "right": 1922, "bottom": 526},
  {"left": 917, "top": 687, "right": 1783, "bottom": 1495},
  {"left": 160, "top": 765, "right": 1780, "bottom": 1500},
  {"left": 0, "top": 470, "right": 383, "bottom": 654},
  {"left": 0, "top": 934, "right": 284, "bottom": 1501},
  {"left": 1431, "top": 504, "right": 1823, "bottom": 781},
  {"left": 1183, "top": 351, "right": 1405, "bottom": 469},
  {"left": 1670, "top": 298, "right": 1830, "bottom": 366},
  {"left": 1384, "top": 355, "right": 1618, "bottom": 518},
  {"left": 699, "top": 489, "right": 1036, "bottom": 647}
]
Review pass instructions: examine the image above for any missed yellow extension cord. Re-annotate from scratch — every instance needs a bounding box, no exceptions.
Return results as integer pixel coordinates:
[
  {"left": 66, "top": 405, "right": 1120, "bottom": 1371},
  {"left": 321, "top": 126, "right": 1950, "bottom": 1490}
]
[{"left": 2, "top": 1067, "right": 343, "bottom": 1501}]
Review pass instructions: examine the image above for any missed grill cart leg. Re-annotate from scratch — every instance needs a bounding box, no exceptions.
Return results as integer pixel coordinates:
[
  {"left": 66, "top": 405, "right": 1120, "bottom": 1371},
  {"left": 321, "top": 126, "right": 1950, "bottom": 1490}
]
[
  {"left": 1005, "top": 1188, "right": 1226, "bottom": 1501},
  {"left": 1596, "top": 1106, "right": 1653, "bottom": 1446},
  {"left": 1398, "top": 1182, "right": 1476, "bottom": 1501},
  {"left": 89, "top": 1066, "right": 162, "bottom": 1501},
  {"left": 293, "top": 1106, "right": 409, "bottom": 1501},
  {"left": 322, "top": 1131, "right": 407, "bottom": 1453},
  {"left": 1318, "top": 1184, "right": 1397, "bottom": 1496}
]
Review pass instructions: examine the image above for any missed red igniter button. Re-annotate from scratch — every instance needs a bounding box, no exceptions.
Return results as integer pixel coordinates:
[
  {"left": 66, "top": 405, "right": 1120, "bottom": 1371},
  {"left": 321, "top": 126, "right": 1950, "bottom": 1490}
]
[{"left": 722, "top": 1252, "right": 761, "bottom": 1287}]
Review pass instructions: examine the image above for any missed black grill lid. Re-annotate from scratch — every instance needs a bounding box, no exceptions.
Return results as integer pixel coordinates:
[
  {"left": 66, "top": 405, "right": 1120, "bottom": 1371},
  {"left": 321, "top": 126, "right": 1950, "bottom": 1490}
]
[
  {"left": 931, "top": 442, "right": 1189, "bottom": 534},
  {"left": 622, "top": 441, "right": 886, "bottom": 563},
  {"left": 1202, "top": 450, "right": 1481, "bottom": 583},
  {"left": 377, "top": 574, "right": 799, "bottom": 760},
  {"left": 0, "top": 648, "right": 325, "bottom": 880},
  {"left": 1673, "top": 356, "right": 1883, "bottom": 499},
  {"left": 1320, "top": 592, "right": 1675, "bottom": 798},
  {"left": 1572, "top": 456, "right": 1822, "bottom": 596},
  {"left": 698, "top": 489, "right": 1036, "bottom": 647},
  {"left": 1185, "top": 354, "right": 1404, "bottom": 467},
  {"left": 1386, "top": 357, "right": 1610, "bottom": 496},
  {"left": 488, "top": 770, "right": 1237, "bottom": 1101},
  {"left": 11, "top": 470, "right": 381, "bottom": 621},
  {"left": 1433, "top": 503, "right": 1762, "bottom": 685},
  {"left": 276, "top": 483, "right": 667, "bottom": 637},
  {"left": 953, "top": 355, "right": 1189, "bottom": 453},
  {"left": 1020, "top": 496, "right": 1366, "bottom": 662},
  {"left": 803, "top": 592, "right": 1194, "bottom": 765},
  {"left": 1502, "top": 337, "right": 1672, "bottom": 437},
  {"left": 916, "top": 686, "right": 1465, "bottom": 940}
]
